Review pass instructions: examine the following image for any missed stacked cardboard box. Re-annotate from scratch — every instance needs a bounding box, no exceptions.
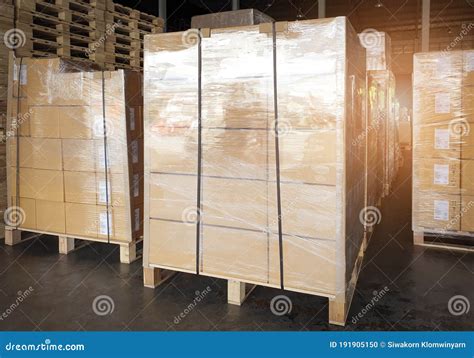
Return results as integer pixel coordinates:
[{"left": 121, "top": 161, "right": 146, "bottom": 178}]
[
  {"left": 360, "top": 31, "right": 396, "bottom": 198},
  {"left": 6, "top": 56, "right": 143, "bottom": 247},
  {"left": 413, "top": 50, "right": 474, "bottom": 233},
  {"left": 143, "top": 17, "right": 367, "bottom": 324},
  {"left": 191, "top": 9, "right": 273, "bottom": 28}
]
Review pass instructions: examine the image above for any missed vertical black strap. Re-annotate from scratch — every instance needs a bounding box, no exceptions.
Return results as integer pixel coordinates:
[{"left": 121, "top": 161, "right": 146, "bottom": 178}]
[
  {"left": 272, "top": 23, "right": 284, "bottom": 290},
  {"left": 195, "top": 31, "right": 203, "bottom": 275},
  {"left": 14, "top": 57, "right": 23, "bottom": 228},
  {"left": 101, "top": 71, "right": 111, "bottom": 242}
]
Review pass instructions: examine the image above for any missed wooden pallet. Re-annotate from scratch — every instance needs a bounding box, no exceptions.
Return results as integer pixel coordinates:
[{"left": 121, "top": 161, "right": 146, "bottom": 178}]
[
  {"left": 413, "top": 230, "right": 474, "bottom": 253},
  {"left": 4, "top": 226, "right": 142, "bottom": 263},
  {"left": 144, "top": 235, "right": 367, "bottom": 326}
]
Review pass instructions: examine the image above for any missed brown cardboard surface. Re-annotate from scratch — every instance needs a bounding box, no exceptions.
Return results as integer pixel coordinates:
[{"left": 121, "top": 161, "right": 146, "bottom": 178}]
[
  {"left": 200, "top": 226, "right": 279, "bottom": 285},
  {"left": 16, "top": 138, "right": 62, "bottom": 170},
  {"left": 36, "top": 200, "right": 66, "bottom": 233},
  {"left": 283, "top": 236, "right": 337, "bottom": 293},
  {"left": 148, "top": 173, "right": 197, "bottom": 221},
  {"left": 414, "top": 158, "right": 460, "bottom": 194},
  {"left": 148, "top": 219, "right": 197, "bottom": 272},
  {"left": 413, "top": 192, "right": 461, "bottom": 231},
  {"left": 414, "top": 122, "right": 460, "bottom": 159},
  {"left": 460, "top": 195, "right": 474, "bottom": 232},
  {"left": 18, "top": 168, "right": 64, "bottom": 202}
]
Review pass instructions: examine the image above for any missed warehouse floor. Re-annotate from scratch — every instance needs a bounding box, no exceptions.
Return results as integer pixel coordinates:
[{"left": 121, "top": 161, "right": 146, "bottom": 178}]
[{"left": 0, "top": 150, "right": 472, "bottom": 331}]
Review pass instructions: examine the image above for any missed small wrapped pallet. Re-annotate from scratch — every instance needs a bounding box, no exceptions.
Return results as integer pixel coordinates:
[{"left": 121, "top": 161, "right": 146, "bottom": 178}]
[
  {"left": 412, "top": 50, "right": 474, "bottom": 252},
  {"left": 142, "top": 17, "right": 367, "bottom": 326},
  {"left": 358, "top": 31, "right": 394, "bottom": 242},
  {"left": 5, "top": 54, "right": 144, "bottom": 263}
]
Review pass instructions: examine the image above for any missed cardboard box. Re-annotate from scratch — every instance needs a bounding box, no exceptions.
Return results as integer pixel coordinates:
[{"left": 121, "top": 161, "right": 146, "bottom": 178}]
[
  {"left": 413, "top": 122, "right": 460, "bottom": 159},
  {"left": 413, "top": 192, "right": 461, "bottom": 231},
  {"left": 191, "top": 9, "right": 274, "bottom": 29},
  {"left": 415, "top": 158, "right": 460, "bottom": 194}
]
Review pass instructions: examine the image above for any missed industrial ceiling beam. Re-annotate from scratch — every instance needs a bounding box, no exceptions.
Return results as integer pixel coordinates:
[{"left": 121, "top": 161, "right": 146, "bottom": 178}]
[
  {"left": 421, "top": 0, "right": 430, "bottom": 51},
  {"left": 159, "top": 0, "right": 166, "bottom": 32},
  {"left": 318, "top": 0, "right": 326, "bottom": 18},
  {"left": 232, "top": 0, "right": 239, "bottom": 11}
]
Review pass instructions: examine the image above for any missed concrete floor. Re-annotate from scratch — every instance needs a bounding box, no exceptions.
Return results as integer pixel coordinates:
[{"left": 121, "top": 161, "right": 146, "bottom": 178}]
[{"left": 0, "top": 150, "right": 472, "bottom": 331}]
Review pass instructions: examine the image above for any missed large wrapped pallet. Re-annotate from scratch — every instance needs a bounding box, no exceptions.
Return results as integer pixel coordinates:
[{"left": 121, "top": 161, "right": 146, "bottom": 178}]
[
  {"left": 413, "top": 50, "right": 474, "bottom": 251},
  {"left": 142, "top": 17, "right": 367, "bottom": 325},
  {"left": 5, "top": 55, "right": 144, "bottom": 262}
]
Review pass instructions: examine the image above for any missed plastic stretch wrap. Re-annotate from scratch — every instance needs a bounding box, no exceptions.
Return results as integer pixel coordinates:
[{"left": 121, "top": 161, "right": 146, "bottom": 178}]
[
  {"left": 358, "top": 31, "right": 391, "bottom": 71},
  {"left": 413, "top": 50, "right": 474, "bottom": 233},
  {"left": 7, "top": 57, "right": 143, "bottom": 243},
  {"left": 367, "top": 70, "right": 396, "bottom": 197},
  {"left": 144, "top": 17, "right": 366, "bottom": 296},
  {"left": 398, "top": 106, "right": 411, "bottom": 147}
]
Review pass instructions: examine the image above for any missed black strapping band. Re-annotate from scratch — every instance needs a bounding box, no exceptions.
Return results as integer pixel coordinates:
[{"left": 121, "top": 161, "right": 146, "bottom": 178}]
[
  {"left": 101, "top": 71, "right": 111, "bottom": 243},
  {"left": 14, "top": 57, "right": 23, "bottom": 228},
  {"left": 195, "top": 31, "right": 203, "bottom": 275},
  {"left": 272, "top": 22, "right": 284, "bottom": 290}
]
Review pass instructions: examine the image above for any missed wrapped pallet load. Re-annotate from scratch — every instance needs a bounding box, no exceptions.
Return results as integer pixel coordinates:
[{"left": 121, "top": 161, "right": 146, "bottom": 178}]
[
  {"left": 5, "top": 55, "right": 143, "bottom": 263},
  {"left": 143, "top": 17, "right": 367, "bottom": 325},
  {"left": 413, "top": 50, "right": 474, "bottom": 250},
  {"left": 359, "top": 31, "right": 396, "bottom": 200}
]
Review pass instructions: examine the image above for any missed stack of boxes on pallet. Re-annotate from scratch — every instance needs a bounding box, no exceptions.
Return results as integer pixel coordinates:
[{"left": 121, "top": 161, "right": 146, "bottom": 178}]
[
  {"left": 6, "top": 55, "right": 144, "bottom": 263},
  {"left": 413, "top": 50, "right": 474, "bottom": 240},
  {"left": 0, "top": 0, "right": 15, "bottom": 237},
  {"left": 142, "top": 16, "right": 367, "bottom": 326},
  {"left": 13, "top": 0, "right": 163, "bottom": 70},
  {"left": 359, "top": 31, "right": 398, "bottom": 200}
]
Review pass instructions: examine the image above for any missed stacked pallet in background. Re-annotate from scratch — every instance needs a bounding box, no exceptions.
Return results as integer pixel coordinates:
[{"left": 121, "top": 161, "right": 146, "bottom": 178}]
[
  {"left": 104, "top": 0, "right": 163, "bottom": 70},
  {"left": 12, "top": 0, "right": 163, "bottom": 70},
  {"left": 143, "top": 16, "right": 367, "bottom": 326},
  {"left": 5, "top": 55, "right": 144, "bottom": 262},
  {"left": 359, "top": 31, "right": 397, "bottom": 199},
  {"left": 0, "top": 0, "right": 15, "bottom": 237},
  {"left": 413, "top": 50, "right": 474, "bottom": 252}
]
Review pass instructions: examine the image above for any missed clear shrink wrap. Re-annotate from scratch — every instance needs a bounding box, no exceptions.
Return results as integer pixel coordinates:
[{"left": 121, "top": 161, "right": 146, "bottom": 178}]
[
  {"left": 413, "top": 50, "right": 474, "bottom": 233},
  {"left": 358, "top": 31, "right": 391, "bottom": 71},
  {"left": 6, "top": 56, "right": 143, "bottom": 243},
  {"left": 144, "top": 17, "right": 366, "bottom": 300},
  {"left": 366, "top": 70, "right": 396, "bottom": 197}
]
